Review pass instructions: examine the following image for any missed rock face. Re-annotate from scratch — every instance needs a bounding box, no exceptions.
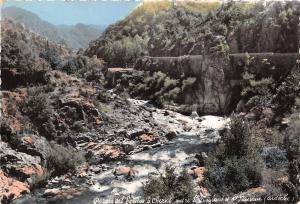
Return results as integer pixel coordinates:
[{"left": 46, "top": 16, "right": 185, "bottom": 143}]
[
  {"left": 0, "top": 137, "right": 50, "bottom": 194},
  {"left": 192, "top": 167, "right": 206, "bottom": 183},
  {"left": 138, "top": 133, "right": 159, "bottom": 144},
  {"left": 0, "top": 170, "right": 30, "bottom": 202}
]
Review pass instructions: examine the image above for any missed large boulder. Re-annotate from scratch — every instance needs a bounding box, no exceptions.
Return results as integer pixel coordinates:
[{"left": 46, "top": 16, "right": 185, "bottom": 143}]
[
  {"left": 9, "top": 134, "right": 52, "bottom": 165},
  {"left": 0, "top": 140, "right": 48, "bottom": 185},
  {"left": 0, "top": 141, "right": 41, "bottom": 169}
]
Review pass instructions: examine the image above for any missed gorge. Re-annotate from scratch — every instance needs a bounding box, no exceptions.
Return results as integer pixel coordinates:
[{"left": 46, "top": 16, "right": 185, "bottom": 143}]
[{"left": 1, "top": 1, "right": 300, "bottom": 204}]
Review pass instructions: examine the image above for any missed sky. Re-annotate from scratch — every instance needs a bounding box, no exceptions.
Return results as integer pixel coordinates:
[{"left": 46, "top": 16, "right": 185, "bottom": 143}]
[{"left": 3, "top": 0, "right": 141, "bottom": 25}]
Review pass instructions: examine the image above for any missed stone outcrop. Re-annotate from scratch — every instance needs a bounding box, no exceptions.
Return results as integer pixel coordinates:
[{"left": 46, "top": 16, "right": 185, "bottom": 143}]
[
  {"left": 0, "top": 170, "right": 30, "bottom": 202},
  {"left": 82, "top": 143, "right": 126, "bottom": 162},
  {"left": 43, "top": 187, "right": 85, "bottom": 199},
  {"left": 114, "top": 166, "right": 138, "bottom": 177},
  {"left": 138, "top": 133, "right": 159, "bottom": 144},
  {"left": 0, "top": 139, "right": 49, "bottom": 188},
  {"left": 192, "top": 167, "right": 206, "bottom": 183}
]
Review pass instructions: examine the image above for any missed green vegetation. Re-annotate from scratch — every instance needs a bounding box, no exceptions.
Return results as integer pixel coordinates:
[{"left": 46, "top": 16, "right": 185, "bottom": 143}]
[
  {"left": 144, "top": 166, "right": 194, "bottom": 203},
  {"left": 103, "top": 36, "right": 147, "bottom": 67},
  {"left": 204, "top": 115, "right": 263, "bottom": 195},
  {"left": 205, "top": 59, "right": 299, "bottom": 196},
  {"left": 180, "top": 1, "right": 220, "bottom": 14},
  {"left": 241, "top": 72, "right": 274, "bottom": 110},
  {"left": 241, "top": 61, "right": 300, "bottom": 117},
  {"left": 1, "top": 20, "right": 49, "bottom": 73},
  {"left": 273, "top": 67, "right": 300, "bottom": 116},
  {"left": 119, "top": 71, "right": 197, "bottom": 106},
  {"left": 46, "top": 143, "right": 85, "bottom": 176},
  {"left": 86, "top": 1, "right": 261, "bottom": 66},
  {"left": 21, "top": 86, "right": 56, "bottom": 139},
  {"left": 95, "top": 101, "right": 112, "bottom": 113},
  {"left": 285, "top": 98, "right": 300, "bottom": 200},
  {"left": 129, "top": 1, "right": 172, "bottom": 18},
  {"left": 1, "top": 19, "right": 69, "bottom": 74}
]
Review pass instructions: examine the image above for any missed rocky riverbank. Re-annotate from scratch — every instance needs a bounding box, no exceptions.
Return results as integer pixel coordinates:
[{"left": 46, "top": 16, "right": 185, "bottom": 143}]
[{"left": 11, "top": 98, "right": 228, "bottom": 203}]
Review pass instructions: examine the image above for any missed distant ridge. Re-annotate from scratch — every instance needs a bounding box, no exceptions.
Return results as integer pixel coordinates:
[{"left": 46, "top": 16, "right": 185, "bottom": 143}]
[{"left": 2, "top": 6, "right": 106, "bottom": 50}]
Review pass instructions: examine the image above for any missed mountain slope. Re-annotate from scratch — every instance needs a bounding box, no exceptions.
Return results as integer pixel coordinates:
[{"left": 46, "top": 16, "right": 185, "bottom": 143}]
[
  {"left": 85, "top": 1, "right": 300, "bottom": 67},
  {"left": 2, "top": 6, "right": 62, "bottom": 43},
  {"left": 84, "top": 1, "right": 251, "bottom": 66},
  {"left": 2, "top": 6, "right": 105, "bottom": 50},
  {"left": 56, "top": 23, "right": 105, "bottom": 50}
]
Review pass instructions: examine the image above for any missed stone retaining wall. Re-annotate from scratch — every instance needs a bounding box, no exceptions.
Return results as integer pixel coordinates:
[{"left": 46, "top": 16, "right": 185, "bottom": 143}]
[{"left": 134, "top": 53, "right": 300, "bottom": 114}]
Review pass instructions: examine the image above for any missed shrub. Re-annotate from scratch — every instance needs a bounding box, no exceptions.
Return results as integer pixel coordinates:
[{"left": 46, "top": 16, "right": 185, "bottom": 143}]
[
  {"left": 240, "top": 64, "right": 300, "bottom": 116},
  {"left": 241, "top": 72, "right": 274, "bottom": 110},
  {"left": 60, "top": 54, "right": 104, "bottom": 80},
  {"left": 281, "top": 98, "right": 300, "bottom": 200},
  {"left": 285, "top": 98, "right": 300, "bottom": 161},
  {"left": 127, "top": 71, "right": 194, "bottom": 106},
  {"left": 221, "top": 115, "right": 251, "bottom": 158},
  {"left": 95, "top": 101, "right": 112, "bottom": 113},
  {"left": 104, "top": 36, "right": 147, "bottom": 67},
  {"left": 164, "top": 87, "right": 181, "bottom": 101},
  {"left": 273, "top": 67, "right": 300, "bottom": 116},
  {"left": 21, "top": 87, "right": 56, "bottom": 139},
  {"left": 46, "top": 143, "right": 85, "bottom": 176},
  {"left": 204, "top": 115, "right": 263, "bottom": 195},
  {"left": 39, "top": 48, "right": 63, "bottom": 69},
  {"left": 2, "top": 28, "right": 41, "bottom": 72},
  {"left": 61, "top": 55, "right": 88, "bottom": 75},
  {"left": 163, "top": 77, "right": 178, "bottom": 89},
  {"left": 29, "top": 171, "right": 51, "bottom": 190},
  {"left": 22, "top": 88, "right": 52, "bottom": 118},
  {"left": 205, "top": 154, "right": 263, "bottom": 195},
  {"left": 144, "top": 166, "right": 194, "bottom": 203},
  {"left": 205, "top": 156, "right": 262, "bottom": 194},
  {"left": 96, "top": 91, "right": 111, "bottom": 103}
]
